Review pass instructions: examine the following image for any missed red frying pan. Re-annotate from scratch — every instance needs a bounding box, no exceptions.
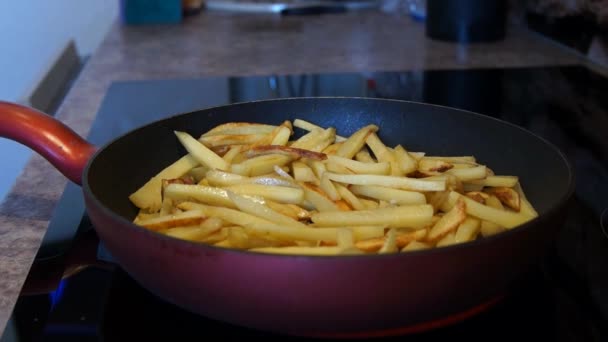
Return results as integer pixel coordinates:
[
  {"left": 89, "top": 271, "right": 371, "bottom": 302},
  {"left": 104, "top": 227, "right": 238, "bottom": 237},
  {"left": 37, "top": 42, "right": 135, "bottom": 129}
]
[{"left": 0, "top": 98, "right": 574, "bottom": 337}]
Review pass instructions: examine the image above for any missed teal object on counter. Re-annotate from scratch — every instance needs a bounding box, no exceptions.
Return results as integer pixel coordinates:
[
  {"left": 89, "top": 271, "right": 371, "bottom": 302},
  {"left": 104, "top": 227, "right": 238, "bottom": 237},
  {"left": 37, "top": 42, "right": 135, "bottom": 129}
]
[{"left": 120, "top": 0, "right": 182, "bottom": 24}]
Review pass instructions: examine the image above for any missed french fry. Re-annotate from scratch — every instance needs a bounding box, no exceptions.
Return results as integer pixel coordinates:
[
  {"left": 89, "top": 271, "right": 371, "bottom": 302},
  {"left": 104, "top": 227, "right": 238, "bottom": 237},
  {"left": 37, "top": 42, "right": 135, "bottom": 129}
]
[
  {"left": 314, "top": 225, "right": 387, "bottom": 241},
  {"left": 451, "top": 162, "right": 478, "bottom": 169},
  {"left": 301, "top": 183, "right": 341, "bottom": 212},
  {"left": 379, "top": 229, "right": 398, "bottom": 254},
  {"left": 337, "top": 229, "right": 355, "bottom": 249},
  {"left": 445, "top": 192, "right": 531, "bottom": 228},
  {"left": 164, "top": 217, "right": 224, "bottom": 241},
  {"left": 465, "top": 191, "right": 489, "bottom": 204},
  {"left": 401, "top": 240, "right": 431, "bottom": 252},
  {"left": 188, "top": 166, "right": 210, "bottom": 183},
  {"left": 445, "top": 174, "right": 464, "bottom": 193},
  {"left": 479, "top": 195, "right": 508, "bottom": 236},
  {"left": 213, "top": 239, "right": 232, "bottom": 247},
  {"left": 210, "top": 145, "right": 232, "bottom": 157},
  {"left": 393, "top": 145, "right": 417, "bottom": 174},
  {"left": 480, "top": 220, "right": 506, "bottom": 237},
  {"left": 485, "top": 195, "right": 504, "bottom": 210},
  {"left": 325, "top": 173, "right": 445, "bottom": 192},
  {"left": 426, "top": 191, "right": 450, "bottom": 213},
  {"left": 408, "top": 152, "right": 426, "bottom": 160},
  {"left": 136, "top": 210, "right": 206, "bottom": 231},
  {"left": 206, "top": 170, "right": 297, "bottom": 189},
  {"left": 336, "top": 200, "right": 352, "bottom": 211},
  {"left": 248, "top": 121, "right": 292, "bottom": 147},
  {"left": 349, "top": 184, "right": 426, "bottom": 205},
  {"left": 292, "top": 161, "right": 318, "bottom": 183},
  {"left": 326, "top": 155, "right": 390, "bottom": 175},
  {"left": 240, "top": 235, "right": 289, "bottom": 249},
  {"left": 205, "top": 169, "right": 248, "bottom": 187},
  {"left": 311, "top": 204, "right": 433, "bottom": 228},
  {"left": 396, "top": 228, "right": 428, "bottom": 246},
  {"left": 290, "top": 127, "right": 335, "bottom": 152},
  {"left": 199, "top": 134, "right": 267, "bottom": 148},
  {"left": 250, "top": 246, "right": 360, "bottom": 256},
  {"left": 333, "top": 184, "right": 364, "bottom": 210},
  {"left": 366, "top": 132, "right": 403, "bottom": 176},
  {"left": 454, "top": 217, "right": 481, "bottom": 243},
  {"left": 513, "top": 182, "right": 538, "bottom": 218},
  {"left": 201, "top": 122, "right": 277, "bottom": 137},
  {"left": 175, "top": 131, "right": 229, "bottom": 171},
  {"left": 445, "top": 165, "right": 487, "bottom": 181},
  {"left": 224, "top": 183, "right": 304, "bottom": 204},
  {"left": 178, "top": 202, "right": 340, "bottom": 242},
  {"left": 201, "top": 227, "right": 230, "bottom": 244},
  {"left": 378, "top": 200, "right": 391, "bottom": 208},
  {"left": 359, "top": 198, "right": 379, "bottom": 209},
  {"left": 427, "top": 198, "right": 467, "bottom": 242},
  {"left": 224, "top": 226, "right": 251, "bottom": 249},
  {"left": 129, "top": 154, "right": 199, "bottom": 211},
  {"left": 355, "top": 149, "right": 376, "bottom": 163},
  {"left": 265, "top": 201, "right": 310, "bottom": 221},
  {"left": 164, "top": 183, "right": 246, "bottom": 208},
  {"left": 248, "top": 176, "right": 297, "bottom": 188},
  {"left": 133, "top": 210, "right": 160, "bottom": 224},
  {"left": 436, "top": 233, "right": 456, "bottom": 247},
  {"left": 159, "top": 197, "right": 174, "bottom": 216},
  {"left": 320, "top": 173, "right": 340, "bottom": 201},
  {"left": 417, "top": 159, "right": 454, "bottom": 175},
  {"left": 348, "top": 226, "right": 387, "bottom": 241},
  {"left": 322, "top": 142, "right": 344, "bottom": 155},
  {"left": 468, "top": 175, "right": 519, "bottom": 188},
  {"left": 270, "top": 126, "right": 292, "bottom": 146},
  {"left": 326, "top": 162, "right": 354, "bottom": 175},
  {"left": 274, "top": 165, "right": 295, "bottom": 181},
  {"left": 246, "top": 145, "right": 326, "bottom": 161},
  {"left": 423, "top": 156, "right": 476, "bottom": 163},
  {"left": 309, "top": 160, "right": 341, "bottom": 200},
  {"left": 336, "top": 124, "right": 378, "bottom": 159},
  {"left": 356, "top": 228, "right": 427, "bottom": 252},
  {"left": 293, "top": 119, "right": 347, "bottom": 142},
  {"left": 463, "top": 183, "right": 485, "bottom": 192},
  {"left": 308, "top": 160, "right": 327, "bottom": 179},
  {"left": 485, "top": 187, "right": 521, "bottom": 212},
  {"left": 231, "top": 154, "right": 292, "bottom": 176},
  {"left": 227, "top": 191, "right": 308, "bottom": 229}
]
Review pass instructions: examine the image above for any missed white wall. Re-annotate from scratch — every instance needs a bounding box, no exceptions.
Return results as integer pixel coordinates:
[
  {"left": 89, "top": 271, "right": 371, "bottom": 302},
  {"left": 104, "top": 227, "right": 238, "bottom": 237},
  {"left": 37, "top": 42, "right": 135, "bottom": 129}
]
[{"left": 0, "top": 0, "right": 118, "bottom": 202}]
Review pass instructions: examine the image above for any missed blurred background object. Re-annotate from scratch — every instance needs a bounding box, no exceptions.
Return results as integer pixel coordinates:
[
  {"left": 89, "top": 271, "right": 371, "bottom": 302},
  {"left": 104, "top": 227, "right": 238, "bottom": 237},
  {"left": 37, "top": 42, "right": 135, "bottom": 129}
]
[
  {"left": 380, "top": 0, "right": 426, "bottom": 19},
  {"left": 407, "top": 0, "right": 426, "bottom": 20},
  {"left": 182, "top": 0, "right": 205, "bottom": 15},
  {"left": 425, "top": 0, "right": 507, "bottom": 42},
  {"left": 205, "top": 0, "right": 381, "bottom": 15},
  {"left": 525, "top": 0, "right": 608, "bottom": 27},
  {"left": 516, "top": 0, "right": 608, "bottom": 68},
  {"left": 120, "top": 0, "right": 183, "bottom": 24}
]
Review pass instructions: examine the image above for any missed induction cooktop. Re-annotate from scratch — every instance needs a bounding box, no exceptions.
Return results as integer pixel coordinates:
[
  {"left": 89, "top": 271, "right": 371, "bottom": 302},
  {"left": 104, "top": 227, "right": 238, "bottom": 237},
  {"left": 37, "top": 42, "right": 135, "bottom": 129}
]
[{"left": 3, "top": 65, "right": 608, "bottom": 342}]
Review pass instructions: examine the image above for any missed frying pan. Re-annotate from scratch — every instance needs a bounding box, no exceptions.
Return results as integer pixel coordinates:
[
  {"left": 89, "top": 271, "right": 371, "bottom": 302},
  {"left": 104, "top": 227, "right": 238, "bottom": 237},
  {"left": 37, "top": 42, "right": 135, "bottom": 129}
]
[{"left": 0, "top": 98, "right": 574, "bottom": 337}]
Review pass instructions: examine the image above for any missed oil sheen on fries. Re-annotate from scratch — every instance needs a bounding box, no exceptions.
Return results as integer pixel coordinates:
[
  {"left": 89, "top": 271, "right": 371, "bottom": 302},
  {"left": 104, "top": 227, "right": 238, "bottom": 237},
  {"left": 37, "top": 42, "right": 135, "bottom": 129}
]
[{"left": 128, "top": 119, "right": 538, "bottom": 255}]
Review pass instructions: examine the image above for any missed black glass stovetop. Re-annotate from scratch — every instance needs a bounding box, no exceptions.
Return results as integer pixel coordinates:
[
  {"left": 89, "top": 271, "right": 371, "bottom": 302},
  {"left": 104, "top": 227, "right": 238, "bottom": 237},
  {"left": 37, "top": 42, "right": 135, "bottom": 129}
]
[{"left": 4, "top": 65, "right": 608, "bottom": 341}]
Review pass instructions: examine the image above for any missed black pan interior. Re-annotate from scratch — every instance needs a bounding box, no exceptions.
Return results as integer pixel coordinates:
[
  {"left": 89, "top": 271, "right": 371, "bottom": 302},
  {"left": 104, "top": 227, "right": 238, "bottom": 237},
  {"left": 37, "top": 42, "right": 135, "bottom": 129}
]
[{"left": 85, "top": 97, "right": 573, "bottom": 223}]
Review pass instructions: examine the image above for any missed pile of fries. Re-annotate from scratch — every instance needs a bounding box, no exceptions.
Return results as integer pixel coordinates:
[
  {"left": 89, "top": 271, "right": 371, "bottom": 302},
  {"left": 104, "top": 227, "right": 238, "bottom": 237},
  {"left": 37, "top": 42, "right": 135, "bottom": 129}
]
[{"left": 128, "top": 119, "right": 538, "bottom": 255}]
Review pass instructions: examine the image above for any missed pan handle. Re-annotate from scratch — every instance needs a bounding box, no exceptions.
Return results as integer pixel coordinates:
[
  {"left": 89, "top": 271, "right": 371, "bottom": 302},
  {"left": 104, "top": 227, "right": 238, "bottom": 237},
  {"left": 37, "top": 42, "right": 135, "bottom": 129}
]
[{"left": 0, "top": 101, "right": 97, "bottom": 185}]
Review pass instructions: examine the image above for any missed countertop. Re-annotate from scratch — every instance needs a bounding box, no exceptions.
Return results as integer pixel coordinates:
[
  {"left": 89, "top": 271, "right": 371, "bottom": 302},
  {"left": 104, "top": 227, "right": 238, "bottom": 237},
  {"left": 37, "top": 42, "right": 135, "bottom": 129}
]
[{"left": 0, "top": 9, "right": 596, "bottom": 336}]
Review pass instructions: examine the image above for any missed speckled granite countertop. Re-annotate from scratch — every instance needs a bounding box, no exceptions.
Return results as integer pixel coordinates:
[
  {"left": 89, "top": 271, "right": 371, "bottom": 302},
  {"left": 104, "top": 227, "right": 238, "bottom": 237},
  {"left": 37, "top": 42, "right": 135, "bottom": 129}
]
[{"left": 0, "top": 10, "right": 594, "bottom": 335}]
